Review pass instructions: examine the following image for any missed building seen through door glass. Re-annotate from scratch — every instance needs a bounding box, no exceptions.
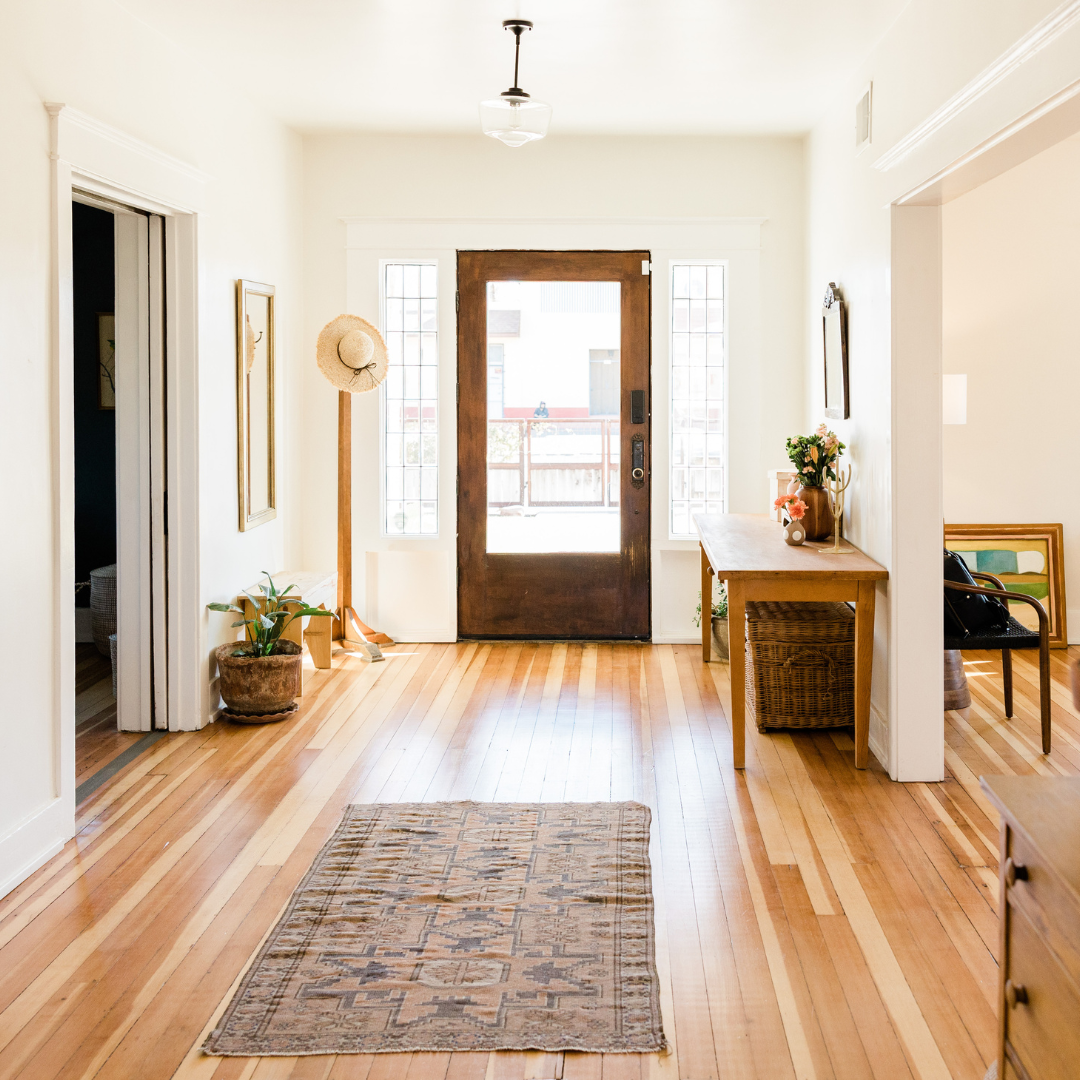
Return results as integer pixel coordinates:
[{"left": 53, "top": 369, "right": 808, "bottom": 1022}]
[{"left": 486, "top": 280, "right": 620, "bottom": 553}]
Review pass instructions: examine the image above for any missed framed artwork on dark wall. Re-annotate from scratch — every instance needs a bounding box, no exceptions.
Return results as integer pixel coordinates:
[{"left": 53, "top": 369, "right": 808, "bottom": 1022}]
[
  {"left": 822, "top": 282, "right": 849, "bottom": 419},
  {"left": 97, "top": 312, "right": 115, "bottom": 410}
]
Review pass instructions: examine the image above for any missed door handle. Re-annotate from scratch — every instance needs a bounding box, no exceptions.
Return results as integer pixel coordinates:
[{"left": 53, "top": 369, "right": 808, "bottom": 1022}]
[{"left": 631, "top": 435, "right": 645, "bottom": 486}]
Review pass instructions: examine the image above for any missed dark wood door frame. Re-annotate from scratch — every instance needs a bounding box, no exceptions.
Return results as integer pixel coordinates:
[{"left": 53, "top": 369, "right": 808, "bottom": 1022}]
[{"left": 457, "top": 250, "right": 651, "bottom": 639}]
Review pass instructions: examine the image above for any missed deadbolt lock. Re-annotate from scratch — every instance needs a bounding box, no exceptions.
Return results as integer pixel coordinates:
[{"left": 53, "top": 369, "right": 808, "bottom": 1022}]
[{"left": 631, "top": 435, "right": 645, "bottom": 487}]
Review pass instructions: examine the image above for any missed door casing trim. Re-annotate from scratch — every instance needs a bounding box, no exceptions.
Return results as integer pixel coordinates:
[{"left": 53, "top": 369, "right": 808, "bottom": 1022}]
[{"left": 343, "top": 217, "right": 763, "bottom": 644}]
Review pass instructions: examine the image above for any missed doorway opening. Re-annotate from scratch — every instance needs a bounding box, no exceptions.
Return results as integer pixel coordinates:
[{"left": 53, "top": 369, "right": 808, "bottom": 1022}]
[
  {"left": 458, "top": 250, "right": 651, "bottom": 639},
  {"left": 71, "top": 196, "right": 169, "bottom": 800}
]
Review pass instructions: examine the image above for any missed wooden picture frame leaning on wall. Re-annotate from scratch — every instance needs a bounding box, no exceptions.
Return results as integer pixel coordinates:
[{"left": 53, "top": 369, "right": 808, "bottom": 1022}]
[{"left": 944, "top": 523, "right": 1067, "bottom": 648}]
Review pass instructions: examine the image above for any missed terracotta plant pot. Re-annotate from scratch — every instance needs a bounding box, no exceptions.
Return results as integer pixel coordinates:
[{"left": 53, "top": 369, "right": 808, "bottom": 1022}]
[
  {"left": 215, "top": 639, "right": 302, "bottom": 717},
  {"left": 797, "top": 484, "right": 833, "bottom": 542},
  {"left": 710, "top": 617, "right": 730, "bottom": 661}
]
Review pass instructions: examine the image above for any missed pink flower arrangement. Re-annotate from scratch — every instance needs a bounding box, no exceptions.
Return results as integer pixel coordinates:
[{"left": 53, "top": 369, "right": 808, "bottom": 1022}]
[
  {"left": 774, "top": 494, "right": 808, "bottom": 521},
  {"left": 786, "top": 424, "right": 846, "bottom": 488}
]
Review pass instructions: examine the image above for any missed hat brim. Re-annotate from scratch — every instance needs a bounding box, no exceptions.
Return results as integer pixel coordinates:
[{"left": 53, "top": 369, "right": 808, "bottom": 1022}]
[{"left": 316, "top": 314, "right": 389, "bottom": 394}]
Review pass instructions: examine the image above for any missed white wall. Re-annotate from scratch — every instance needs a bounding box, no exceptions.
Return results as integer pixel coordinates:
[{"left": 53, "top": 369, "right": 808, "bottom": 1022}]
[
  {"left": 0, "top": 0, "right": 303, "bottom": 895},
  {"left": 806, "top": 0, "right": 1080, "bottom": 777},
  {"left": 301, "top": 134, "right": 806, "bottom": 643},
  {"left": 943, "top": 131, "right": 1080, "bottom": 640}
]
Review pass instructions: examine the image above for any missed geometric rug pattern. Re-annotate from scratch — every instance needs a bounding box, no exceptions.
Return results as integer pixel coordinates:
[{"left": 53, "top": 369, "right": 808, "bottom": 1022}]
[{"left": 204, "top": 801, "right": 666, "bottom": 1055}]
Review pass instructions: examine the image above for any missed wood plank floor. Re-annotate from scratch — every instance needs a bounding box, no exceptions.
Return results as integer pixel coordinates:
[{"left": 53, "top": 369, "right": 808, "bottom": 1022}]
[
  {"left": 2, "top": 642, "right": 1075, "bottom": 1080},
  {"left": 74, "top": 643, "right": 143, "bottom": 788}
]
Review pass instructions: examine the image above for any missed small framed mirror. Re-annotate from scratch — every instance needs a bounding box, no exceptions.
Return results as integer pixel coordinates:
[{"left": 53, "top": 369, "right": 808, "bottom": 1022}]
[
  {"left": 822, "top": 282, "right": 849, "bottom": 419},
  {"left": 236, "top": 279, "right": 276, "bottom": 530}
]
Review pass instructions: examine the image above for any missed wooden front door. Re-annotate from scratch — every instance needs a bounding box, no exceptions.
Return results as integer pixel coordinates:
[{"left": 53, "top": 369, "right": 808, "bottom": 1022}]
[{"left": 457, "top": 250, "right": 651, "bottom": 638}]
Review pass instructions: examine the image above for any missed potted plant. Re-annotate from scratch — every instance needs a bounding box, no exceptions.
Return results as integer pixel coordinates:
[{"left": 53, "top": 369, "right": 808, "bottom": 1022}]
[
  {"left": 694, "top": 580, "right": 730, "bottom": 661},
  {"left": 208, "top": 573, "right": 333, "bottom": 722},
  {"left": 784, "top": 424, "right": 845, "bottom": 541}
]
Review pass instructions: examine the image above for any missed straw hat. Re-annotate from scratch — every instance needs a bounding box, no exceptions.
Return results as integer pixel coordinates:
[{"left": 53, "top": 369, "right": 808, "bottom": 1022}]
[{"left": 316, "top": 314, "right": 388, "bottom": 393}]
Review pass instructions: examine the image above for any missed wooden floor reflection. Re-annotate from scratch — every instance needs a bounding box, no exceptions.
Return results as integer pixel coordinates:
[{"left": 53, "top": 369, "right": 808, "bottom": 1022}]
[{"left": 3, "top": 641, "right": 1074, "bottom": 1080}]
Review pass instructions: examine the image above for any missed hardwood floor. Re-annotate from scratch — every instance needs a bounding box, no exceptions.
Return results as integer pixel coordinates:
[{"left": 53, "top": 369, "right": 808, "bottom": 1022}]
[
  {"left": 74, "top": 643, "right": 143, "bottom": 790},
  {"left": 2, "top": 642, "right": 1075, "bottom": 1080}
]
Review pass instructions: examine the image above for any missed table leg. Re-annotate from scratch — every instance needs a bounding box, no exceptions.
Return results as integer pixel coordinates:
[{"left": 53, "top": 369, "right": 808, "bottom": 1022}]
[
  {"left": 700, "top": 544, "right": 713, "bottom": 663},
  {"left": 728, "top": 579, "right": 746, "bottom": 770},
  {"left": 854, "top": 579, "right": 876, "bottom": 769}
]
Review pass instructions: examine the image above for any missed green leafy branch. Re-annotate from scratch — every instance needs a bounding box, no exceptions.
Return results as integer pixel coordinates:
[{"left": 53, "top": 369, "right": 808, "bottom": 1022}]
[
  {"left": 693, "top": 580, "right": 729, "bottom": 628},
  {"left": 208, "top": 571, "right": 333, "bottom": 657}
]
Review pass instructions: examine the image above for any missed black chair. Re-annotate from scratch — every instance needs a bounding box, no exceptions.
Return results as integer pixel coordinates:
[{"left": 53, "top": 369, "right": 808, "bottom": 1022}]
[{"left": 944, "top": 571, "right": 1051, "bottom": 753}]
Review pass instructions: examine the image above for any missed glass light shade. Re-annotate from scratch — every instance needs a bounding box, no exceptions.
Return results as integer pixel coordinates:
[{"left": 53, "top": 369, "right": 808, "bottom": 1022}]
[{"left": 479, "top": 94, "right": 551, "bottom": 147}]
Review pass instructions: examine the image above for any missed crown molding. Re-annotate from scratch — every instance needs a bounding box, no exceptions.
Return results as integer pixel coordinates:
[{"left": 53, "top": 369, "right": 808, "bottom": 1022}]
[
  {"left": 896, "top": 74, "right": 1080, "bottom": 204},
  {"left": 46, "top": 102, "right": 209, "bottom": 213},
  {"left": 342, "top": 216, "right": 768, "bottom": 253},
  {"left": 340, "top": 216, "right": 768, "bottom": 227},
  {"left": 873, "top": 0, "right": 1080, "bottom": 172},
  {"left": 47, "top": 103, "right": 209, "bottom": 183}
]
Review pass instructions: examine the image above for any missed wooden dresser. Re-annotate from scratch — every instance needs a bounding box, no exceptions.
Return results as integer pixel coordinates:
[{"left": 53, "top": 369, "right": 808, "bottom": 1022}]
[{"left": 981, "top": 776, "right": 1080, "bottom": 1080}]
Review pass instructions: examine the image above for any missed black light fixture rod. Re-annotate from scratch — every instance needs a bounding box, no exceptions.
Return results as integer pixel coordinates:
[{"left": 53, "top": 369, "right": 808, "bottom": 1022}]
[{"left": 502, "top": 19, "right": 533, "bottom": 94}]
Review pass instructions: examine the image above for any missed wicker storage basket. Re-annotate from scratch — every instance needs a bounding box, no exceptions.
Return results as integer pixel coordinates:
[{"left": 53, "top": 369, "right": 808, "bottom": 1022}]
[
  {"left": 744, "top": 600, "right": 855, "bottom": 731},
  {"left": 90, "top": 563, "right": 117, "bottom": 657}
]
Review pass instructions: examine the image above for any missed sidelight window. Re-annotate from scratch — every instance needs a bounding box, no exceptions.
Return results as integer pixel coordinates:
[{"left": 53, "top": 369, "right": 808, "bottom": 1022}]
[
  {"left": 670, "top": 261, "right": 725, "bottom": 538},
  {"left": 382, "top": 261, "right": 438, "bottom": 535}
]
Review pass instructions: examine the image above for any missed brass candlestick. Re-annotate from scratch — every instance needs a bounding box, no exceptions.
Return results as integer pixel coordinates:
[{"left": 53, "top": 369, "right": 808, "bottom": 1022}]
[{"left": 818, "top": 464, "right": 854, "bottom": 554}]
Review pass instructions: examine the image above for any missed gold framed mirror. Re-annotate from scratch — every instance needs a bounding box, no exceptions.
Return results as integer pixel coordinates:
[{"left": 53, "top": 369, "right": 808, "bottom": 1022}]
[
  {"left": 822, "top": 281, "right": 849, "bottom": 420},
  {"left": 236, "top": 279, "right": 276, "bottom": 530}
]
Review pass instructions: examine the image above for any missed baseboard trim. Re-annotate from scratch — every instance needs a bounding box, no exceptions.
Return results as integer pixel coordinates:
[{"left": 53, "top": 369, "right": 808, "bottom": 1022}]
[
  {"left": 0, "top": 797, "right": 73, "bottom": 900},
  {"left": 868, "top": 703, "right": 889, "bottom": 772}
]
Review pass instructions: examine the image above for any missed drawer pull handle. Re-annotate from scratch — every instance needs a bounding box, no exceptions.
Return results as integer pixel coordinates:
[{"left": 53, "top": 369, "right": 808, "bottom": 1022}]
[
  {"left": 1004, "top": 858, "right": 1028, "bottom": 887},
  {"left": 1005, "top": 980, "right": 1028, "bottom": 1009}
]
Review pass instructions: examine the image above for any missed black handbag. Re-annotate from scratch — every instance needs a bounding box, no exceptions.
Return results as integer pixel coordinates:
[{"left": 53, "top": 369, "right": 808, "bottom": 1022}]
[{"left": 944, "top": 549, "right": 1009, "bottom": 638}]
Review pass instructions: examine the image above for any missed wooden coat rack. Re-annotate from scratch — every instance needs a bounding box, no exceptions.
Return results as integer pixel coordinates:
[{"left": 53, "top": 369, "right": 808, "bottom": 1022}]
[{"left": 336, "top": 391, "right": 392, "bottom": 659}]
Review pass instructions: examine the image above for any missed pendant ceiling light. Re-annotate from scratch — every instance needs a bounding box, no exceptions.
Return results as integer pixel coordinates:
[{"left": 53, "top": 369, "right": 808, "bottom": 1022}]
[{"left": 479, "top": 19, "right": 551, "bottom": 147}]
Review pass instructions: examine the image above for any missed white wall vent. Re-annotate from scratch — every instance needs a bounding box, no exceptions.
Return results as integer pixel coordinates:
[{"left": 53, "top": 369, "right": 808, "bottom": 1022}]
[{"left": 855, "top": 83, "right": 872, "bottom": 153}]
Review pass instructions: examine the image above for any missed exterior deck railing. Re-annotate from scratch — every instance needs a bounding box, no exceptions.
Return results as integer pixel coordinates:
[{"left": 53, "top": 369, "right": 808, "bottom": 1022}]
[{"left": 487, "top": 418, "right": 620, "bottom": 508}]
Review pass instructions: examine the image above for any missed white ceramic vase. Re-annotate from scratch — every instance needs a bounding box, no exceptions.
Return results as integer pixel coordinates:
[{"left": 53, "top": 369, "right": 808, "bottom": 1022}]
[{"left": 782, "top": 519, "right": 806, "bottom": 546}]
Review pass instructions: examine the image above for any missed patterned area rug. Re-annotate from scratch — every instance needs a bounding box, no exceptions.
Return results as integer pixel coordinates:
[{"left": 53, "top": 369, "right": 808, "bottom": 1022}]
[{"left": 204, "top": 801, "right": 665, "bottom": 1055}]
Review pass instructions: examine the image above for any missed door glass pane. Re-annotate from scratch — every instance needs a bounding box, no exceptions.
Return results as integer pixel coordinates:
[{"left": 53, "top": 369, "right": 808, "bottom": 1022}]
[{"left": 486, "top": 280, "right": 620, "bottom": 553}]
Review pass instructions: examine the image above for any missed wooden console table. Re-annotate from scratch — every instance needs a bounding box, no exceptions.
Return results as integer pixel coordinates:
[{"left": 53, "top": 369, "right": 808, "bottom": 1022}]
[{"left": 695, "top": 513, "right": 888, "bottom": 770}]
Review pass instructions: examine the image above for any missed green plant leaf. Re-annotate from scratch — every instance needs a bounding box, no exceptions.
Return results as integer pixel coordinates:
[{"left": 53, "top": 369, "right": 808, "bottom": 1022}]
[
  {"left": 230, "top": 619, "right": 249, "bottom": 628},
  {"left": 207, "top": 602, "right": 245, "bottom": 614}
]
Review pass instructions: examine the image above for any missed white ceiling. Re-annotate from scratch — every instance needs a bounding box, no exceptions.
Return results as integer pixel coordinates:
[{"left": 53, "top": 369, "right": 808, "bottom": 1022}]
[{"left": 118, "top": 0, "right": 910, "bottom": 135}]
